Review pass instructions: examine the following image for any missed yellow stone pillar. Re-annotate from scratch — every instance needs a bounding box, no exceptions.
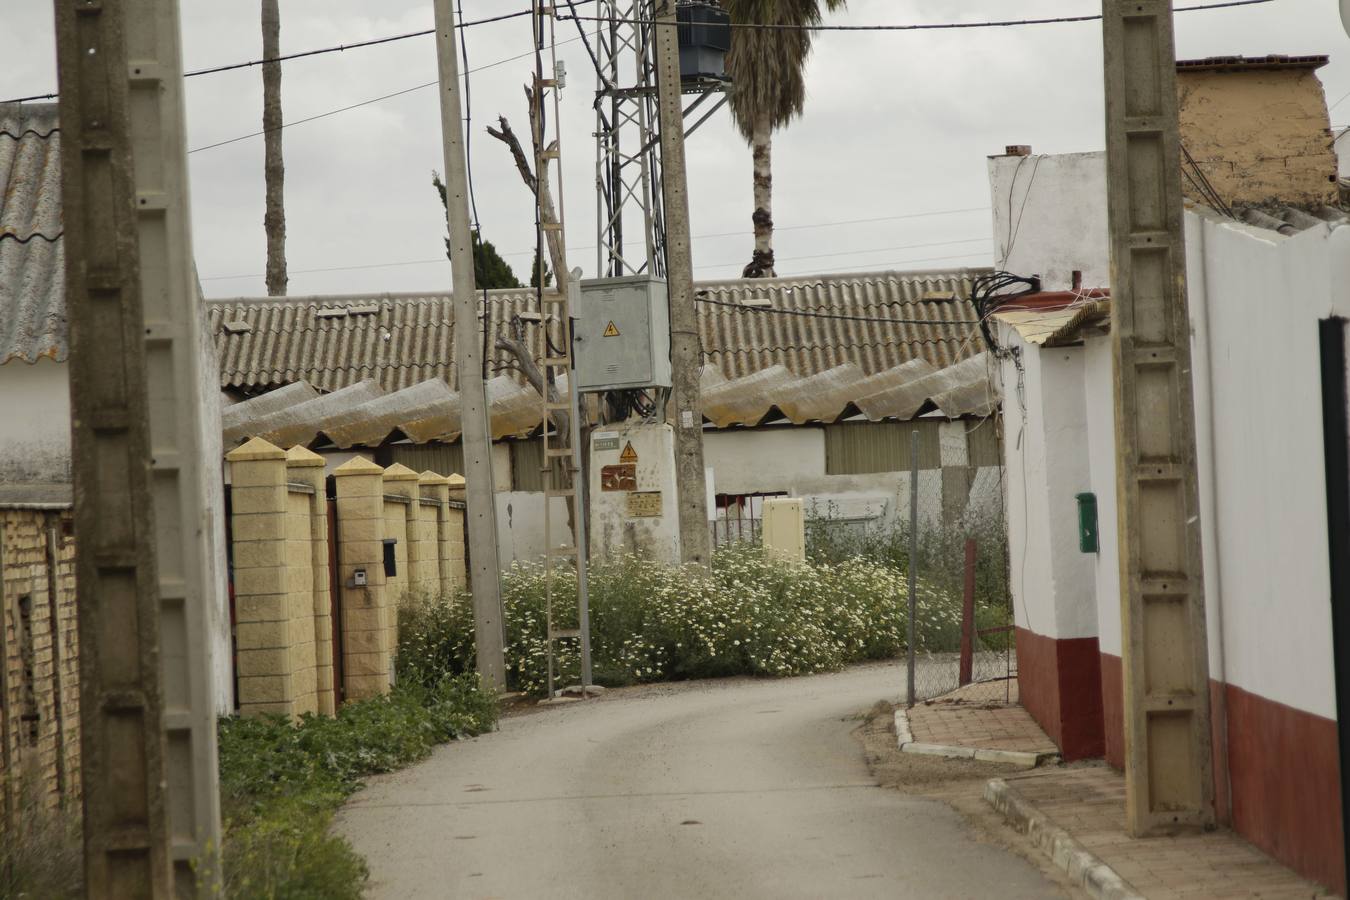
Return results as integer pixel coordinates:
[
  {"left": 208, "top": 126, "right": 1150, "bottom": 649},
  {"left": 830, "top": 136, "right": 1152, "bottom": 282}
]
[
  {"left": 227, "top": 438, "right": 297, "bottom": 717},
  {"left": 333, "top": 456, "right": 390, "bottom": 700},
  {"left": 287, "top": 445, "right": 334, "bottom": 716}
]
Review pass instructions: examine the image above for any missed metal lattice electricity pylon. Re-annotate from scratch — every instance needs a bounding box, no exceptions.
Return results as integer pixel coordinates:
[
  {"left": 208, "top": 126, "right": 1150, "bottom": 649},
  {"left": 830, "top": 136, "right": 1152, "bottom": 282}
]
[{"left": 593, "top": 0, "right": 729, "bottom": 278}]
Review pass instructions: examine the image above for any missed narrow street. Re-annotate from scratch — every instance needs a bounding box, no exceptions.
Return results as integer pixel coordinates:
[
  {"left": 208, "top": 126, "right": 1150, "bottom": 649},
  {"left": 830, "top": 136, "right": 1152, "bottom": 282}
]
[{"left": 336, "top": 664, "right": 1066, "bottom": 899}]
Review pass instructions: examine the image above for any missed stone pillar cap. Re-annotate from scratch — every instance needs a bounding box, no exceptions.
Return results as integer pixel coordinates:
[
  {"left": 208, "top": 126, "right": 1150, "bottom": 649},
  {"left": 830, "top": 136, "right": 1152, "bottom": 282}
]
[
  {"left": 332, "top": 456, "right": 385, "bottom": 477},
  {"left": 418, "top": 471, "right": 451, "bottom": 485},
  {"left": 383, "top": 462, "right": 421, "bottom": 481},
  {"left": 226, "top": 436, "right": 285, "bottom": 462},
  {"left": 285, "top": 445, "right": 326, "bottom": 467},
  {"left": 446, "top": 473, "right": 466, "bottom": 487}
]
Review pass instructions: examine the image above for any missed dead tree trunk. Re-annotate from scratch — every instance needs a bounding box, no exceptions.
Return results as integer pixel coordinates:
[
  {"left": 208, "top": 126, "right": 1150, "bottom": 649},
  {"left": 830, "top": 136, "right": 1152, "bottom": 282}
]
[
  {"left": 262, "top": 0, "right": 287, "bottom": 295},
  {"left": 488, "top": 89, "right": 589, "bottom": 551}
]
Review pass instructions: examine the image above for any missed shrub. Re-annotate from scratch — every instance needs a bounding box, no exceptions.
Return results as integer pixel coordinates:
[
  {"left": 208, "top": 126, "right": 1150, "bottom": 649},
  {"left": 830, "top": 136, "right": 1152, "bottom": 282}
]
[
  {"left": 214, "top": 674, "right": 497, "bottom": 898},
  {"left": 0, "top": 766, "right": 82, "bottom": 899},
  {"left": 399, "top": 545, "right": 965, "bottom": 697}
]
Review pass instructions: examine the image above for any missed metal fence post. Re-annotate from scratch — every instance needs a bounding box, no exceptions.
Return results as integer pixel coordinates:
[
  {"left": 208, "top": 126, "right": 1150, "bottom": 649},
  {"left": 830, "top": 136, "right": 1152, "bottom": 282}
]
[
  {"left": 907, "top": 429, "right": 918, "bottom": 708},
  {"left": 959, "top": 538, "right": 977, "bottom": 686}
]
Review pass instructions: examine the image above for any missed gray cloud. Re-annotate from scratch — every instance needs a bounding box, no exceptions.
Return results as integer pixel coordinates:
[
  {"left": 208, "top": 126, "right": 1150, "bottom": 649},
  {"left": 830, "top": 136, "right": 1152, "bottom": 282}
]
[{"left": 1, "top": 0, "right": 1340, "bottom": 297}]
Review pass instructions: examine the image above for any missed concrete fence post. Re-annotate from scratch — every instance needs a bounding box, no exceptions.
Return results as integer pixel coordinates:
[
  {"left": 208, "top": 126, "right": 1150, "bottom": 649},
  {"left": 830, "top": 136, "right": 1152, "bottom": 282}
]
[
  {"left": 333, "top": 457, "right": 390, "bottom": 700},
  {"left": 287, "top": 446, "right": 335, "bottom": 716},
  {"left": 227, "top": 438, "right": 297, "bottom": 717}
]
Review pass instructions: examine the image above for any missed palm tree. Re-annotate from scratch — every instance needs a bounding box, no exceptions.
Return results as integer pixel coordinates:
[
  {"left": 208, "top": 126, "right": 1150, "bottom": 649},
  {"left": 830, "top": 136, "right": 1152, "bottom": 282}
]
[
  {"left": 262, "top": 0, "right": 286, "bottom": 295},
  {"left": 723, "top": 0, "right": 845, "bottom": 278}
]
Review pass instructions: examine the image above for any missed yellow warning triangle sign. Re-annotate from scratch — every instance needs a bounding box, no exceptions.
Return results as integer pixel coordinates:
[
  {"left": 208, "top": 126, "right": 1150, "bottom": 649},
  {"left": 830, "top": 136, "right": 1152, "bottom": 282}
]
[
  {"left": 603, "top": 321, "right": 621, "bottom": 337},
  {"left": 619, "top": 441, "right": 639, "bottom": 463}
]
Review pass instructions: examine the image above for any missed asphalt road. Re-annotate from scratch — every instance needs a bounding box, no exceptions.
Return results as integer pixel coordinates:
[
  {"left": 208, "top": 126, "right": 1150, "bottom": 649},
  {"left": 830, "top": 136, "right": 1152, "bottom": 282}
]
[{"left": 335, "top": 663, "right": 1063, "bottom": 899}]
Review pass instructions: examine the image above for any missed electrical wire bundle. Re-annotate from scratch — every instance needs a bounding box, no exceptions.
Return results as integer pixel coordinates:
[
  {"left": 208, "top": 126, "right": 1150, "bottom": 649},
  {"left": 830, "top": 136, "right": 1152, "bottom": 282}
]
[{"left": 969, "top": 270, "right": 1041, "bottom": 352}]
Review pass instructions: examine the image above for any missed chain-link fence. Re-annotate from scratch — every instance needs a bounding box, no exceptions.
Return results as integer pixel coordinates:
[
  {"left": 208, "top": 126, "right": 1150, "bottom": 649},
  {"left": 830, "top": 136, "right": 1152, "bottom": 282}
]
[{"left": 804, "top": 430, "right": 1015, "bottom": 706}]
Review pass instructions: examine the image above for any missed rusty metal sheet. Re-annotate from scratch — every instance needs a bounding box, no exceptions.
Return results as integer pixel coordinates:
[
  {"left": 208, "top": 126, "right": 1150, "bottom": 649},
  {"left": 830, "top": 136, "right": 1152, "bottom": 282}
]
[{"left": 600, "top": 463, "right": 636, "bottom": 492}]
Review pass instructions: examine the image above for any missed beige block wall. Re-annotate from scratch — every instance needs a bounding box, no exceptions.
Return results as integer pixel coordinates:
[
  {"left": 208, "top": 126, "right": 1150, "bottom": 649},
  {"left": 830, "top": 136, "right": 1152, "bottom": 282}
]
[
  {"left": 334, "top": 458, "right": 391, "bottom": 700},
  {"left": 0, "top": 508, "right": 80, "bottom": 833},
  {"left": 1178, "top": 67, "right": 1337, "bottom": 206},
  {"left": 383, "top": 500, "right": 410, "bottom": 606},
  {"left": 285, "top": 490, "right": 318, "bottom": 716},
  {"left": 225, "top": 448, "right": 467, "bottom": 712}
]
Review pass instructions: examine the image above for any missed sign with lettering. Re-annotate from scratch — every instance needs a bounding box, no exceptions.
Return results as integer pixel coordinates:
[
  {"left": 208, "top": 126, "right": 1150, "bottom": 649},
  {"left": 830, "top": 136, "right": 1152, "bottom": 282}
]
[
  {"left": 593, "top": 435, "right": 620, "bottom": 452},
  {"left": 619, "top": 441, "right": 639, "bottom": 464},
  {"left": 627, "top": 491, "right": 662, "bottom": 518},
  {"left": 600, "top": 463, "right": 637, "bottom": 492}
]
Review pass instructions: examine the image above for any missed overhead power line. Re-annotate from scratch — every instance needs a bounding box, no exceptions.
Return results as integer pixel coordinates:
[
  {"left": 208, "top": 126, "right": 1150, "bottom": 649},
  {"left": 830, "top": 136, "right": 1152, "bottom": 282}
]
[
  {"left": 1, "top": 3, "right": 596, "bottom": 105},
  {"left": 560, "top": 0, "right": 1274, "bottom": 32},
  {"left": 199, "top": 213, "right": 992, "bottom": 281},
  {"left": 188, "top": 37, "right": 583, "bottom": 154}
]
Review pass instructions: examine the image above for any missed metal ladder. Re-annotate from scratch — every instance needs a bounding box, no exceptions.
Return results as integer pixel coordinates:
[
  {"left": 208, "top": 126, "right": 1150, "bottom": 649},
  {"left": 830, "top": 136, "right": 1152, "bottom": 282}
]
[{"left": 534, "top": 1, "right": 594, "bottom": 700}]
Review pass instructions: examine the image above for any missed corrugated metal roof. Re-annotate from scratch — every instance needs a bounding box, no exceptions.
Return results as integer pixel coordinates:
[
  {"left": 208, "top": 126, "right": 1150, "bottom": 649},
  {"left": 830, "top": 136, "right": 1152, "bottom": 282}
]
[
  {"left": 1, "top": 103, "right": 65, "bottom": 365},
  {"left": 209, "top": 267, "right": 988, "bottom": 393}
]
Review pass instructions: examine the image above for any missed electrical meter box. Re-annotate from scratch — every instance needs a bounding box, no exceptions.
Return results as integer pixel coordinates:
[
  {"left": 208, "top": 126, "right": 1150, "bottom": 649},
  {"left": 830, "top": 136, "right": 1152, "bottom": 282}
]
[{"left": 575, "top": 275, "right": 672, "bottom": 392}]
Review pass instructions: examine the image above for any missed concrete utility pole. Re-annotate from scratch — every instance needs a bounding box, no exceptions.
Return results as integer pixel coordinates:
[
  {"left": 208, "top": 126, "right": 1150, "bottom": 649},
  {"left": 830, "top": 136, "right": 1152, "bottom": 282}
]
[
  {"left": 653, "top": 0, "right": 712, "bottom": 566},
  {"left": 432, "top": 0, "right": 507, "bottom": 690},
  {"left": 1102, "top": 0, "right": 1215, "bottom": 835},
  {"left": 55, "top": 0, "right": 223, "bottom": 891}
]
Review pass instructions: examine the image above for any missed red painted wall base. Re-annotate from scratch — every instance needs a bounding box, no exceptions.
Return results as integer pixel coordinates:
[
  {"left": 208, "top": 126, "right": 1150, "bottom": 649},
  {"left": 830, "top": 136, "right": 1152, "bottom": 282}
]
[
  {"left": 1099, "top": 651, "right": 1345, "bottom": 895},
  {"left": 1014, "top": 628, "right": 1104, "bottom": 761}
]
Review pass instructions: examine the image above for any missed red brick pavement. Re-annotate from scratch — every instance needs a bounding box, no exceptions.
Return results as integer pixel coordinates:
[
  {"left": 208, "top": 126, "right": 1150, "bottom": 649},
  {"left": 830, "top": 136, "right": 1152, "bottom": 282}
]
[
  {"left": 906, "top": 679, "right": 1060, "bottom": 754},
  {"left": 1002, "top": 766, "right": 1337, "bottom": 899}
]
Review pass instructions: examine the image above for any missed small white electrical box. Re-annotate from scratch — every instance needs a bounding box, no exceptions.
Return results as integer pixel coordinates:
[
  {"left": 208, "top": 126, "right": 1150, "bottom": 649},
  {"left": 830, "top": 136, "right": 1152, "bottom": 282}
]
[
  {"left": 575, "top": 275, "right": 672, "bottom": 393},
  {"left": 352, "top": 569, "right": 367, "bottom": 587}
]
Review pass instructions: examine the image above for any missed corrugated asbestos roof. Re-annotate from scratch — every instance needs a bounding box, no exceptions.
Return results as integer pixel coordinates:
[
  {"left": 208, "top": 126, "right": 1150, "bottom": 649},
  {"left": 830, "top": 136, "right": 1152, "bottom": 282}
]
[
  {"left": 1, "top": 103, "right": 65, "bottom": 365},
  {"left": 221, "top": 373, "right": 576, "bottom": 449},
  {"left": 210, "top": 269, "right": 998, "bottom": 447},
  {"left": 208, "top": 268, "right": 988, "bottom": 393},
  {"left": 221, "top": 354, "right": 994, "bottom": 449}
]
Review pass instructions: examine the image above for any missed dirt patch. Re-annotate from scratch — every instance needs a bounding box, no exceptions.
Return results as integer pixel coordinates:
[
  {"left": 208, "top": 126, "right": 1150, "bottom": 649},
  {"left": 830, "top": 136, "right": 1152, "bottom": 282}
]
[{"left": 857, "top": 701, "right": 1084, "bottom": 898}]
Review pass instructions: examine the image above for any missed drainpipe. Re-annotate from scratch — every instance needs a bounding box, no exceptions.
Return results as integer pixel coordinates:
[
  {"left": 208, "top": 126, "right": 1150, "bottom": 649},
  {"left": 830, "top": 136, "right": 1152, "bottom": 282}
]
[{"left": 1188, "top": 213, "right": 1232, "bottom": 822}]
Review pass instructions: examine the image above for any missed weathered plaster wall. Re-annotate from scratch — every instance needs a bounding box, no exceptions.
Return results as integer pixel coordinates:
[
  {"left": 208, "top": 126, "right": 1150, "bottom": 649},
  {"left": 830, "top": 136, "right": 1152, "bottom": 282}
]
[
  {"left": 0, "top": 359, "right": 71, "bottom": 485},
  {"left": 1178, "top": 67, "right": 1337, "bottom": 207},
  {"left": 988, "top": 152, "right": 1109, "bottom": 291}
]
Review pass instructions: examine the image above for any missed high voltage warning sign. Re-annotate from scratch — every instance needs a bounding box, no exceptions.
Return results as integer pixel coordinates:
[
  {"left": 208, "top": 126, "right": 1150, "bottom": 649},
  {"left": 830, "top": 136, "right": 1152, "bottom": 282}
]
[{"left": 603, "top": 321, "right": 621, "bottom": 337}]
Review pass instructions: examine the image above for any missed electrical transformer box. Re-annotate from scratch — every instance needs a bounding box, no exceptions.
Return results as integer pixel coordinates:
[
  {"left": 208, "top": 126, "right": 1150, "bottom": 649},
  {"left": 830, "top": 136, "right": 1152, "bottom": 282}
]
[{"left": 575, "top": 275, "right": 672, "bottom": 392}]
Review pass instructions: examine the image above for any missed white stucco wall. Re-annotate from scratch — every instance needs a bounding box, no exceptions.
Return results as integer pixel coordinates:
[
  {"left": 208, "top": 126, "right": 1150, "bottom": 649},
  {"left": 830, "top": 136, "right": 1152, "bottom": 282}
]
[
  {"left": 0, "top": 358, "right": 71, "bottom": 484},
  {"left": 1026, "top": 208, "right": 1348, "bottom": 720},
  {"left": 701, "top": 425, "right": 1000, "bottom": 532},
  {"left": 998, "top": 331, "right": 1098, "bottom": 641},
  {"left": 496, "top": 491, "right": 572, "bottom": 565},
  {"left": 988, "top": 151, "right": 1109, "bottom": 290},
  {"left": 1185, "top": 212, "right": 1349, "bottom": 720},
  {"left": 1083, "top": 336, "right": 1122, "bottom": 658}
]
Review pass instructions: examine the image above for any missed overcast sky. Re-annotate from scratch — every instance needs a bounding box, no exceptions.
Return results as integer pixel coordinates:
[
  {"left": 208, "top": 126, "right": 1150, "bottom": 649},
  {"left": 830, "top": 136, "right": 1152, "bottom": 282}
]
[{"left": 2, "top": 0, "right": 1344, "bottom": 298}]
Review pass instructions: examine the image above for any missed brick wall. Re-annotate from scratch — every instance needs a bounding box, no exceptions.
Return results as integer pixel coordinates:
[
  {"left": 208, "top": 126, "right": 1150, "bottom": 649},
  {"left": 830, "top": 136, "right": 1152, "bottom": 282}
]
[
  {"left": 227, "top": 440, "right": 467, "bottom": 715},
  {"left": 1178, "top": 65, "right": 1337, "bottom": 207},
  {"left": 0, "top": 507, "right": 79, "bottom": 831}
]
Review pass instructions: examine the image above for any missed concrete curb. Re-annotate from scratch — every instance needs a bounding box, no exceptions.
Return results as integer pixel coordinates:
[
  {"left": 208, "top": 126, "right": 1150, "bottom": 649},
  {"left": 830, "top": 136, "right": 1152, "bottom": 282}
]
[
  {"left": 893, "top": 709, "right": 1059, "bottom": 769},
  {"left": 985, "top": 778, "right": 1145, "bottom": 900}
]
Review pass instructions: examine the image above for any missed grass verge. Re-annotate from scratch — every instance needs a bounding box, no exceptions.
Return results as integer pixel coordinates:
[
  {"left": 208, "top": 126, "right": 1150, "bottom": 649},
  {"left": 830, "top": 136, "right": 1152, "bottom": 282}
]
[{"left": 213, "top": 674, "right": 498, "bottom": 898}]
